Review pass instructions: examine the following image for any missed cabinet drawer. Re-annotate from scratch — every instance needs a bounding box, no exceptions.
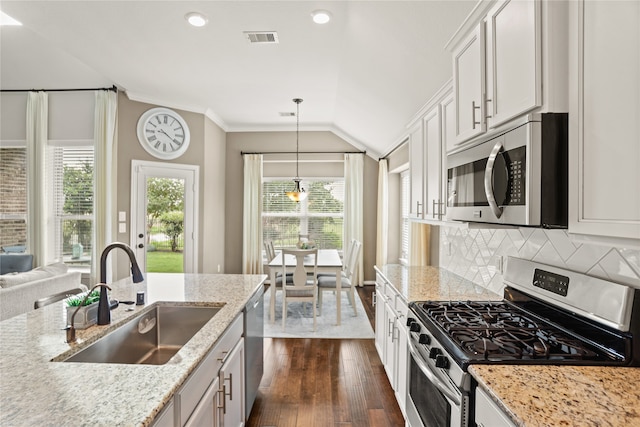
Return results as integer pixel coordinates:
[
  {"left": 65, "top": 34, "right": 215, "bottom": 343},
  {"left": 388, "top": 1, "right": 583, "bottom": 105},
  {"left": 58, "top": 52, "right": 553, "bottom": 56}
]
[{"left": 178, "top": 314, "right": 243, "bottom": 426}]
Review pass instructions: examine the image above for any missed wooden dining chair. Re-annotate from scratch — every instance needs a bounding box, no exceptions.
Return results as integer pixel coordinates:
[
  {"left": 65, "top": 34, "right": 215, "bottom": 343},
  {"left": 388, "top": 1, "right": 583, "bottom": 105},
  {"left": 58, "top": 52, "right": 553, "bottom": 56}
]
[
  {"left": 281, "top": 248, "right": 318, "bottom": 331},
  {"left": 317, "top": 239, "right": 361, "bottom": 317}
]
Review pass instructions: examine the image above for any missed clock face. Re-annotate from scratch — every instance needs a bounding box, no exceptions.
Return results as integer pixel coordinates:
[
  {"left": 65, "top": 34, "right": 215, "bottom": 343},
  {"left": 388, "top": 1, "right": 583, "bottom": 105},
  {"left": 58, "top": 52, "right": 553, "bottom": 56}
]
[{"left": 136, "top": 107, "right": 191, "bottom": 160}]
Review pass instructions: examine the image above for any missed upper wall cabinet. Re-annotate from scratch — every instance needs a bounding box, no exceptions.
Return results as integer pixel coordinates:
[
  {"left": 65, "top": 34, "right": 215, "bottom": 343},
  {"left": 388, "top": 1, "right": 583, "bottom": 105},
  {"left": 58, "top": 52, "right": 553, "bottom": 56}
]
[
  {"left": 568, "top": 0, "right": 640, "bottom": 243},
  {"left": 408, "top": 124, "right": 424, "bottom": 218},
  {"left": 447, "top": 0, "right": 567, "bottom": 151}
]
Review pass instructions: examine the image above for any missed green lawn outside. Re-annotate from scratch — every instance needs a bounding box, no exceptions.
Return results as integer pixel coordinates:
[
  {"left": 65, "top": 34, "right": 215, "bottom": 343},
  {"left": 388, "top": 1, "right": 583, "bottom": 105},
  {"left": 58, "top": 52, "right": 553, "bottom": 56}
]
[{"left": 146, "top": 250, "right": 183, "bottom": 273}]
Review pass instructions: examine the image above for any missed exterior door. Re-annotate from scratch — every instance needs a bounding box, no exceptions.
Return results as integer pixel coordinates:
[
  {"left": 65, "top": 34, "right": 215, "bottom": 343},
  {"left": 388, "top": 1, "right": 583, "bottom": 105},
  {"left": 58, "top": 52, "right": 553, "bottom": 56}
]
[{"left": 131, "top": 160, "right": 199, "bottom": 273}]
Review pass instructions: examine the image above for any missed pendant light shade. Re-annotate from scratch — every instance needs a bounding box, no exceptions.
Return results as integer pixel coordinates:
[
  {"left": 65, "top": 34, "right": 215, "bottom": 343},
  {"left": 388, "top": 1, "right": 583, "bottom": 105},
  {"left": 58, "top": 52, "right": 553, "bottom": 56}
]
[{"left": 286, "top": 98, "right": 308, "bottom": 202}]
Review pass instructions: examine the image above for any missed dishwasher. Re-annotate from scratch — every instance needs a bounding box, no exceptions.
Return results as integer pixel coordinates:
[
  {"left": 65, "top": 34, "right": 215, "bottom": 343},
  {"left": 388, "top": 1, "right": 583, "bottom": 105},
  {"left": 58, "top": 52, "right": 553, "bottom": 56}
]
[{"left": 244, "top": 284, "right": 264, "bottom": 421}]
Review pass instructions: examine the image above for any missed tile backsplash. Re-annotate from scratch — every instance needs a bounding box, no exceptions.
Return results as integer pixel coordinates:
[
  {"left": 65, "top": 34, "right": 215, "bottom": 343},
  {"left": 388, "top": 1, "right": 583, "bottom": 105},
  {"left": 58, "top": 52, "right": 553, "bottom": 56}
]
[{"left": 439, "top": 226, "right": 640, "bottom": 295}]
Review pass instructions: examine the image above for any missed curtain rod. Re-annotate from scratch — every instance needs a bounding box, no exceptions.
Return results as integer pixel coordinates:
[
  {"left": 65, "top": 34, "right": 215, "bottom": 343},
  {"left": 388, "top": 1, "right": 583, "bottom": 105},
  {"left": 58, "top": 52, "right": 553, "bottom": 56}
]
[
  {"left": 379, "top": 138, "right": 408, "bottom": 161},
  {"left": 0, "top": 85, "right": 118, "bottom": 93},
  {"left": 241, "top": 150, "right": 366, "bottom": 155}
]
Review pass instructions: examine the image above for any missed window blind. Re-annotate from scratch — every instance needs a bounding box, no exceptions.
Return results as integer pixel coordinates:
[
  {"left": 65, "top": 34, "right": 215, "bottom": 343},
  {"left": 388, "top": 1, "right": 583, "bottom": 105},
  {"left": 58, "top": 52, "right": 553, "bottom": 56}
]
[{"left": 263, "top": 178, "right": 344, "bottom": 250}]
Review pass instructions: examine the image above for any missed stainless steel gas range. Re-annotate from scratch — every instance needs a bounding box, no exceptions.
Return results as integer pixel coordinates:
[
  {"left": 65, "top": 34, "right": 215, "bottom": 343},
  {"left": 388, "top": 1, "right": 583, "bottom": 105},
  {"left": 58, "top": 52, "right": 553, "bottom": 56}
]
[{"left": 405, "top": 257, "right": 640, "bottom": 427}]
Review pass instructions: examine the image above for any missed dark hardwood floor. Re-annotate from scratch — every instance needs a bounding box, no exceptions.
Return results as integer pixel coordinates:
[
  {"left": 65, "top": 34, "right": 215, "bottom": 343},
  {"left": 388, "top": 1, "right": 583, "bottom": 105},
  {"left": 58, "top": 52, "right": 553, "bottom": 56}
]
[{"left": 246, "top": 285, "right": 405, "bottom": 427}]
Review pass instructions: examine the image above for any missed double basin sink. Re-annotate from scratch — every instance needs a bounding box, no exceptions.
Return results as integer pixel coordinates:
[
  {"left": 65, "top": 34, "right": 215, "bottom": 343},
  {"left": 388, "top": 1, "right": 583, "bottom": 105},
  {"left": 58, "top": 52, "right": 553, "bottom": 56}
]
[{"left": 61, "top": 304, "right": 224, "bottom": 365}]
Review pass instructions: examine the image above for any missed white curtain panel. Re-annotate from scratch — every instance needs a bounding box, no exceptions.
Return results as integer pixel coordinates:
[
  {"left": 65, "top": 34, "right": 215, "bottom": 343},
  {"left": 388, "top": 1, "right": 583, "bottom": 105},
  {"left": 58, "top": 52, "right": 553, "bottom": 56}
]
[
  {"left": 242, "top": 154, "right": 263, "bottom": 274},
  {"left": 344, "top": 153, "right": 364, "bottom": 286},
  {"left": 92, "top": 90, "right": 118, "bottom": 284},
  {"left": 26, "top": 91, "right": 48, "bottom": 267},
  {"left": 376, "top": 159, "right": 389, "bottom": 266}
]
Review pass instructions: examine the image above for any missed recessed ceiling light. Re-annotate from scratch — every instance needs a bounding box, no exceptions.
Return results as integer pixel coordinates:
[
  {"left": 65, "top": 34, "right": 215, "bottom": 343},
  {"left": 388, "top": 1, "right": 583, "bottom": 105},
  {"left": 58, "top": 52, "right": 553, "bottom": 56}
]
[
  {"left": 311, "top": 10, "right": 331, "bottom": 25},
  {"left": 185, "top": 12, "right": 208, "bottom": 27},
  {"left": 0, "top": 11, "right": 22, "bottom": 26}
]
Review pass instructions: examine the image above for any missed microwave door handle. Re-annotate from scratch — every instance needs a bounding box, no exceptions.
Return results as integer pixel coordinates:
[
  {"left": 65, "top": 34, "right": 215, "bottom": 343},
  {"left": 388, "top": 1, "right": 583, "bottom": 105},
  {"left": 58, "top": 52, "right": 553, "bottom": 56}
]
[
  {"left": 407, "top": 338, "right": 461, "bottom": 406},
  {"left": 484, "top": 140, "right": 504, "bottom": 219}
]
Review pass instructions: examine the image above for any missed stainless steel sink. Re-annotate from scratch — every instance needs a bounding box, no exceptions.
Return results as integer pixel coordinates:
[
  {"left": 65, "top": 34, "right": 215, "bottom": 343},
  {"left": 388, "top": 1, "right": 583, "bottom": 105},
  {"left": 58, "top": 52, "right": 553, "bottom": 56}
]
[{"left": 62, "top": 304, "right": 224, "bottom": 365}]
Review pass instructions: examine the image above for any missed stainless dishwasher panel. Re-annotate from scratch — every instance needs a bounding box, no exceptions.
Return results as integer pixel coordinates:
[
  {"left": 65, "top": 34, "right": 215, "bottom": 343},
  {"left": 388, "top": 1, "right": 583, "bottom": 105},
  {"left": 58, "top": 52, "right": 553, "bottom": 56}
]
[{"left": 244, "top": 285, "right": 264, "bottom": 420}]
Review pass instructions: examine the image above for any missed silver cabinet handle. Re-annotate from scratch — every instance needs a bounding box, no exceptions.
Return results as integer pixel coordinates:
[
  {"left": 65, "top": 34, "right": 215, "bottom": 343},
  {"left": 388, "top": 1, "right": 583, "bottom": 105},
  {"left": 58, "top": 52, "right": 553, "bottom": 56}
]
[
  {"left": 485, "top": 98, "right": 492, "bottom": 120},
  {"left": 218, "top": 384, "right": 227, "bottom": 414},
  {"left": 416, "top": 201, "right": 422, "bottom": 216},
  {"left": 484, "top": 139, "right": 504, "bottom": 219},
  {"left": 472, "top": 101, "right": 481, "bottom": 129},
  {"left": 372, "top": 292, "right": 377, "bottom": 307}
]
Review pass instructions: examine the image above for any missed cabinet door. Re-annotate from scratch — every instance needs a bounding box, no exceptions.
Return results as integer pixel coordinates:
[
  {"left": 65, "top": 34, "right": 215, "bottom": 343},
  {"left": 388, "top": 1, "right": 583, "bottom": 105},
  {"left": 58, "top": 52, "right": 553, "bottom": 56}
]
[
  {"left": 185, "top": 377, "right": 220, "bottom": 427},
  {"left": 394, "top": 301, "right": 409, "bottom": 415},
  {"left": 220, "top": 339, "right": 245, "bottom": 427},
  {"left": 486, "top": 0, "right": 540, "bottom": 128},
  {"left": 569, "top": 0, "right": 640, "bottom": 240},
  {"left": 409, "top": 124, "right": 424, "bottom": 218},
  {"left": 383, "top": 301, "right": 397, "bottom": 389},
  {"left": 374, "top": 286, "right": 386, "bottom": 362},
  {"left": 424, "top": 105, "right": 443, "bottom": 220},
  {"left": 453, "top": 23, "right": 485, "bottom": 144},
  {"left": 441, "top": 92, "right": 457, "bottom": 154},
  {"left": 475, "top": 387, "right": 516, "bottom": 427}
]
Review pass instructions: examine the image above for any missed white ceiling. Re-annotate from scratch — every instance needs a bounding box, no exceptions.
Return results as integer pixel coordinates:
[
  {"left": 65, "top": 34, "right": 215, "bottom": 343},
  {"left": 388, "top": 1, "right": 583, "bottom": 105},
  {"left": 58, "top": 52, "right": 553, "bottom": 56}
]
[{"left": 0, "top": 1, "right": 476, "bottom": 157}]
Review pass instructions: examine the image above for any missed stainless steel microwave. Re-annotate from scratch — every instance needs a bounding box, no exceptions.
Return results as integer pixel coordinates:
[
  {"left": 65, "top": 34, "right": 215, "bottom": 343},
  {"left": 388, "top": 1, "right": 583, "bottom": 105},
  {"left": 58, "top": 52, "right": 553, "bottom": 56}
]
[{"left": 446, "top": 113, "right": 568, "bottom": 228}]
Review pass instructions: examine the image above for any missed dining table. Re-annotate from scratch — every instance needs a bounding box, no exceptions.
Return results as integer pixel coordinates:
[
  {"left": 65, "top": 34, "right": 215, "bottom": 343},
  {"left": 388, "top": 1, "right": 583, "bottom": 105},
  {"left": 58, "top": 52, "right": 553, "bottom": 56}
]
[{"left": 268, "top": 248, "right": 344, "bottom": 325}]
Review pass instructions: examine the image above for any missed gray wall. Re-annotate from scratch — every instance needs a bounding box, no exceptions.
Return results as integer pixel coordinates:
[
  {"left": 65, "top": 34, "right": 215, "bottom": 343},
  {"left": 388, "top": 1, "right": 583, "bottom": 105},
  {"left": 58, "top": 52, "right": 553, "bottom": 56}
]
[
  {"left": 225, "top": 131, "right": 379, "bottom": 282},
  {"left": 115, "top": 93, "right": 226, "bottom": 278}
]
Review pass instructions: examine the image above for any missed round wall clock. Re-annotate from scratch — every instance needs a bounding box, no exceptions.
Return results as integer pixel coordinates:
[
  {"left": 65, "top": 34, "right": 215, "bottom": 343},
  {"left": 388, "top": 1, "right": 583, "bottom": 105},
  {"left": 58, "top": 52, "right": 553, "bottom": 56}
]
[{"left": 136, "top": 107, "right": 191, "bottom": 160}]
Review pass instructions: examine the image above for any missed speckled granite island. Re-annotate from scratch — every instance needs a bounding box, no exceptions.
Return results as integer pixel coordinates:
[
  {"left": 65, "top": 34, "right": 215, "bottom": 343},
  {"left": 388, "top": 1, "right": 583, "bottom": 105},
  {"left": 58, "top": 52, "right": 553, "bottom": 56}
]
[
  {"left": 0, "top": 272, "right": 265, "bottom": 427},
  {"left": 375, "top": 264, "right": 640, "bottom": 427}
]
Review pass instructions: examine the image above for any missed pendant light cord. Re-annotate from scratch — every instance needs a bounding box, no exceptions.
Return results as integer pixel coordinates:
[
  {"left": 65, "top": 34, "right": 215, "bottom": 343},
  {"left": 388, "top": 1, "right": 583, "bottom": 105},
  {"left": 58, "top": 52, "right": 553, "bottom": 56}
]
[{"left": 294, "top": 98, "right": 302, "bottom": 179}]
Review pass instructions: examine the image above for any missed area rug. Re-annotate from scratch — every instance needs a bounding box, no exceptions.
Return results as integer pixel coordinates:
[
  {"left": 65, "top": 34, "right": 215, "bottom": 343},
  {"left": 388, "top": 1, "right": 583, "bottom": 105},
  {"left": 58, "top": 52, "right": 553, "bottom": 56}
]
[{"left": 263, "top": 288, "right": 375, "bottom": 339}]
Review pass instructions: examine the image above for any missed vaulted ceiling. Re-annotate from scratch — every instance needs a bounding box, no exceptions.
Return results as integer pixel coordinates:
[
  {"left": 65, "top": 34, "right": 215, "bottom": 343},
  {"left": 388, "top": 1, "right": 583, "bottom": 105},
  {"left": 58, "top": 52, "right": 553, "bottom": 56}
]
[{"left": 0, "top": 1, "right": 476, "bottom": 157}]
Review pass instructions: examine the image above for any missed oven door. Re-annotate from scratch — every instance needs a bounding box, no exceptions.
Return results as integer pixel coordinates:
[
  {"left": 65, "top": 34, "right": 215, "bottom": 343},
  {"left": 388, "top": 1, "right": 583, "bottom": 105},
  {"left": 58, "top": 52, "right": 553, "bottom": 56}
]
[{"left": 405, "top": 339, "right": 468, "bottom": 427}]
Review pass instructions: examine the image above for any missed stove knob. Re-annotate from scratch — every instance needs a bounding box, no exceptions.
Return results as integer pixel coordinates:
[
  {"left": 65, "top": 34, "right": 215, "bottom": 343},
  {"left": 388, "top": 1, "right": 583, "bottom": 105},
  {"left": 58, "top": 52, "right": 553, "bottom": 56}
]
[
  {"left": 429, "top": 348, "right": 441, "bottom": 359},
  {"left": 406, "top": 317, "right": 416, "bottom": 327},
  {"left": 409, "top": 322, "right": 421, "bottom": 333},
  {"left": 435, "top": 355, "right": 450, "bottom": 369},
  {"left": 418, "top": 334, "right": 431, "bottom": 345}
]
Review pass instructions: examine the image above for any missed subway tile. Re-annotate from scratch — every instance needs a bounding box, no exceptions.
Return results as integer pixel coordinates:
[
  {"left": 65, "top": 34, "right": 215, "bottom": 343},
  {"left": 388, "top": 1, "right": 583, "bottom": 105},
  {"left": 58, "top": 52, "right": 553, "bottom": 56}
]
[
  {"left": 597, "top": 249, "right": 640, "bottom": 288},
  {"left": 533, "top": 241, "right": 566, "bottom": 269},
  {"left": 565, "top": 244, "right": 611, "bottom": 273},
  {"left": 544, "top": 229, "right": 578, "bottom": 261}
]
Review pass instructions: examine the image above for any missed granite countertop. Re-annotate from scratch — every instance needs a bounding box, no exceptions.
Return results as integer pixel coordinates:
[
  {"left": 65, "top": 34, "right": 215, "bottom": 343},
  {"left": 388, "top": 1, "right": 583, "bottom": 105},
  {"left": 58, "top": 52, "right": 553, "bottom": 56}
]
[
  {"left": 376, "top": 264, "right": 640, "bottom": 427},
  {"left": 471, "top": 364, "right": 640, "bottom": 427},
  {"left": 374, "top": 264, "right": 503, "bottom": 303},
  {"left": 0, "top": 272, "right": 266, "bottom": 427}
]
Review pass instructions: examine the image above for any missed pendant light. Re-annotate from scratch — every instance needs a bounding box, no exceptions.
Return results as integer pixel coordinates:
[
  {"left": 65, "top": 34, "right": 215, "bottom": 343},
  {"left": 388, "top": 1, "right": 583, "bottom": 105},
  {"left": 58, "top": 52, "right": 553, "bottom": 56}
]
[{"left": 286, "top": 98, "right": 308, "bottom": 202}]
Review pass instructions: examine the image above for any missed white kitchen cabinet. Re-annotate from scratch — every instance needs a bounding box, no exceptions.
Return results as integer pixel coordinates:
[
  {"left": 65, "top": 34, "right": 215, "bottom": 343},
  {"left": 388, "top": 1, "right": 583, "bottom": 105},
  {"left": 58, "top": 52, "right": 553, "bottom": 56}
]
[
  {"left": 448, "top": 0, "right": 566, "bottom": 150},
  {"left": 220, "top": 338, "right": 245, "bottom": 427},
  {"left": 568, "top": 0, "right": 640, "bottom": 242},
  {"left": 374, "top": 272, "right": 409, "bottom": 418},
  {"left": 452, "top": 22, "right": 486, "bottom": 145},
  {"left": 485, "top": 0, "right": 540, "bottom": 128},
  {"left": 185, "top": 377, "right": 221, "bottom": 427},
  {"left": 441, "top": 91, "right": 457, "bottom": 154},
  {"left": 475, "top": 387, "right": 516, "bottom": 427},
  {"left": 409, "top": 123, "right": 424, "bottom": 218},
  {"left": 374, "top": 282, "right": 386, "bottom": 361}
]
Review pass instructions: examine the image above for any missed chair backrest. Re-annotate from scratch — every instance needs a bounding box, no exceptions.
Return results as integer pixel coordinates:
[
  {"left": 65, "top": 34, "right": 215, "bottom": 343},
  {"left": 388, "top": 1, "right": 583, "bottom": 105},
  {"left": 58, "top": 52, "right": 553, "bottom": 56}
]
[
  {"left": 342, "top": 238, "right": 357, "bottom": 272},
  {"left": 344, "top": 240, "right": 362, "bottom": 281},
  {"left": 282, "top": 248, "right": 318, "bottom": 288},
  {"left": 264, "top": 240, "right": 276, "bottom": 262}
]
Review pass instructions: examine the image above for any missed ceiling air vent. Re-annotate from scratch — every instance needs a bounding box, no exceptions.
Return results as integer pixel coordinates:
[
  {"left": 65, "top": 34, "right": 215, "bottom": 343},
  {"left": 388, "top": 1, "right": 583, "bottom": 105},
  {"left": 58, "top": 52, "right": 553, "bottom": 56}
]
[{"left": 244, "top": 31, "right": 279, "bottom": 44}]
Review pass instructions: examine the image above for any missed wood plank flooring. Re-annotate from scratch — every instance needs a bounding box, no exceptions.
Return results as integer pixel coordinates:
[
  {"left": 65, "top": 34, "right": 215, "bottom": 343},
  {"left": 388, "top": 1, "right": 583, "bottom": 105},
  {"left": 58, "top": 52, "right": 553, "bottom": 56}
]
[{"left": 246, "top": 285, "right": 405, "bottom": 427}]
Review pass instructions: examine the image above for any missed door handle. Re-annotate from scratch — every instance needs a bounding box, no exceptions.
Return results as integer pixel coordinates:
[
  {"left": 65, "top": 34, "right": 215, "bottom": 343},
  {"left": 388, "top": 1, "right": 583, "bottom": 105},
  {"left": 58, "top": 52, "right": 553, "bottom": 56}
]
[{"left": 484, "top": 140, "right": 504, "bottom": 219}]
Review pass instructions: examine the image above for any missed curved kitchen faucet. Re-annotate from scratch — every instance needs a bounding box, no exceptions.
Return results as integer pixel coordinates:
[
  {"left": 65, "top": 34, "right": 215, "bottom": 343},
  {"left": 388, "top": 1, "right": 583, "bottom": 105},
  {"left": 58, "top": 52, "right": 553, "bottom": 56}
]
[
  {"left": 97, "top": 242, "right": 144, "bottom": 325},
  {"left": 66, "top": 284, "right": 111, "bottom": 343}
]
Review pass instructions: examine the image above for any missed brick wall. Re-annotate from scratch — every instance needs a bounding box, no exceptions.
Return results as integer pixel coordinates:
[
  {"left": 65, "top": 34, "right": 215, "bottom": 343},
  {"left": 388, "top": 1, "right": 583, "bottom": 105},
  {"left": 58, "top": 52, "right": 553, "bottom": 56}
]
[{"left": 0, "top": 148, "right": 27, "bottom": 248}]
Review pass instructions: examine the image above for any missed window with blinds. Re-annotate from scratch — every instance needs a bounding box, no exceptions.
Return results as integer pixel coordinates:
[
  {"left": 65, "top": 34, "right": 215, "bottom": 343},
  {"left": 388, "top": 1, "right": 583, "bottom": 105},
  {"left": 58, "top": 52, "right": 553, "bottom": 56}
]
[
  {"left": 49, "top": 146, "right": 94, "bottom": 266},
  {"left": 400, "top": 170, "right": 410, "bottom": 262},
  {"left": 263, "top": 178, "right": 344, "bottom": 250}
]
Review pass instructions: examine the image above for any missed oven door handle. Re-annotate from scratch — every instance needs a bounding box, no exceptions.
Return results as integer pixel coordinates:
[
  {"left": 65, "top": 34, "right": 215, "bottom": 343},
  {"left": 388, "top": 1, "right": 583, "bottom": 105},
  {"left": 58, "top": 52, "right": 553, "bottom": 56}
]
[
  {"left": 484, "top": 139, "right": 504, "bottom": 219},
  {"left": 407, "top": 338, "right": 461, "bottom": 406}
]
